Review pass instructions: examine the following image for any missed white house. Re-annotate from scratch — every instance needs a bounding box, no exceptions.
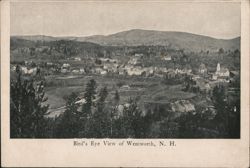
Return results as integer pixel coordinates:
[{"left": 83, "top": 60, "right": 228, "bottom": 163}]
[
  {"left": 62, "top": 63, "right": 70, "bottom": 68},
  {"left": 72, "top": 69, "right": 80, "bottom": 74},
  {"left": 47, "top": 62, "right": 53, "bottom": 66},
  {"left": 20, "top": 66, "right": 28, "bottom": 74},
  {"left": 135, "top": 53, "right": 143, "bottom": 57},
  {"left": 162, "top": 55, "right": 172, "bottom": 61},
  {"left": 79, "top": 68, "right": 85, "bottom": 74},
  {"left": 212, "top": 74, "right": 218, "bottom": 80},
  {"left": 127, "top": 67, "right": 145, "bottom": 76},
  {"left": 100, "top": 70, "right": 107, "bottom": 75},
  {"left": 74, "top": 57, "right": 81, "bottom": 61},
  {"left": 75, "top": 98, "right": 86, "bottom": 104},
  {"left": 128, "top": 57, "right": 140, "bottom": 65},
  {"left": 27, "top": 67, "right": 37, "bottom": 75},
  {"left": 61, "top": 69, "right": 68, "bottom": 73}
]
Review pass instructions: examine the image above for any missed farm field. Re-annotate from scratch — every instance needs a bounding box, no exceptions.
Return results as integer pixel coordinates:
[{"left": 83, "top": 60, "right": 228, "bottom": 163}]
[{"left": 45, "top": 74, "right": 197, "bottom": 113}]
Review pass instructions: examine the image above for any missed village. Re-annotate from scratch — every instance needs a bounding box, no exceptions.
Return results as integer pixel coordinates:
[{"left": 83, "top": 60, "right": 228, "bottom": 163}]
[{"left": 10, "top": 50, "right": 240, "bottom": 121}]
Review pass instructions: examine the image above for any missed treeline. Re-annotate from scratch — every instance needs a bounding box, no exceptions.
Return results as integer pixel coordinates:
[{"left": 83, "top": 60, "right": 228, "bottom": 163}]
[
  {"left": 10, "top": 70, "right": 240, "bottom": 138},
  {"left": 10, "top": 70, "right": 153, "bottom": 138},
  {"left": 51, "top": 78, "right": 157, "bottom": 138}
]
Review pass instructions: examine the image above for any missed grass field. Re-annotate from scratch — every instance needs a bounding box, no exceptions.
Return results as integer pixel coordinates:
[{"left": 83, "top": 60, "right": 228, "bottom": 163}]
[
  {"left": 45, "top": 74, "right": 197, "bottom": 111},
  {"left": 45, "top": 86, "right": 85, "bottom": 109}
]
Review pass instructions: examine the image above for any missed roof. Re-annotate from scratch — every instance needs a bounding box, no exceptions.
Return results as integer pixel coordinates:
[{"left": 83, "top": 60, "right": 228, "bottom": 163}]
[
  {"left": 219, "top": 68, "right": 229, "bottom": 73},
  {"left": 230, "top": 71, "right": 239, "bottom": 76},
  {"left": 170, "top": 100, "right": 195, "bottom": 113},
  {"left": 199, "top": 63, "right": 206, "bottom": 69}
]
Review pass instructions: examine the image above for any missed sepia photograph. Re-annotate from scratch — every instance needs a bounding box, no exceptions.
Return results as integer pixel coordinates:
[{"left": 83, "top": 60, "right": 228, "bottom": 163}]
[
  {"left": 9, "top": 1, "right": 241, "bottom": 139},
  {"left": 2, "top": 0, "right": 250, "bottom": 167}
]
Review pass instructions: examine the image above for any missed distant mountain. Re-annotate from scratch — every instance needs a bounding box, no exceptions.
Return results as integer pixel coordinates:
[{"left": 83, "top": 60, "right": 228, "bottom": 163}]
[
  {"left": 11, "top": 35, "right": 78, "bottom": 42},
  {"left": 10, "top": 37, "right": 101, "bottom": 50},
  {"left": 12, "top": 29, "right": 240, "bottom": 51},
  {"left": 12, "top": 35, "right": 58, "bottom": 42},
  {"left": 79, "top": 29, "right": 240, "bottom": 51}
]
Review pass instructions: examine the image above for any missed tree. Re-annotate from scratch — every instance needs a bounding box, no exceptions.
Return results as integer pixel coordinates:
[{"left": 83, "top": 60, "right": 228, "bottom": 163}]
[
  {"left": 121, "top": 98, "right": 144, "bottom": 138},
  {"left": 10, "top": 70, "right": 49, "bottom": 138},
  {"left": 82, "top": 79, "right": 97, "bottom": 116},
  {"left": 218, "top": 48, "right": 224, "bottom": 54},
  {"left": 113, "top": 90, "right": 120, "bottom": 134},
  {"left": 114, "top": 90, "right": 120, "bottom": 105},
  {"left": 228, "top": 98, "right": 240, "bottom": 138},
  {"left": 79, "top": 79, "right": 97, "bottom": 137},
  {"left": 97, "top": 86, "right": 108, "bottom": 110},
  {"left": 212, "top": 85, "right": 229, "bottom": 137},
  {"left": 159, "top": 119, "right": 179, "bottom": 138},
  {"left": 88, "top": 87, "right": 110, "bottom": 138},
  {"left": 29, "top": 47, "right": 35, "bottom": 56},
  {"left": 233, "top": 49, "right": 240, "bottom": 67},
  {"left": 218, "top": 48, "right": 225, "bottom": 60},
  {"left": 54, "top": 92, "right": 80, "bottom": 138}
]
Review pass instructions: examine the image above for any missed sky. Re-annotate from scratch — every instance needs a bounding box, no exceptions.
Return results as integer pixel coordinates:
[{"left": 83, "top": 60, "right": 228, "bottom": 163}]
[{"left": 10, "top": 1, "right": 241, "bottom": 39}]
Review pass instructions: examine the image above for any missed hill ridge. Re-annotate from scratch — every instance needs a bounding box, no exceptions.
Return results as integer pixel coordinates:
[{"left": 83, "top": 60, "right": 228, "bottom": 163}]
[{"left": 11, "top": 29, "right": 240, "bottom": 51}]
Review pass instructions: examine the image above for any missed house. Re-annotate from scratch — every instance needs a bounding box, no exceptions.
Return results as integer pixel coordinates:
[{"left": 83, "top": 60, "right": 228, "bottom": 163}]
[
  {"left": 192, "top": 75, "right": 201, "bottom": 80},
  {"left": 199, "top": 63, "right": 208, "bottom": 75},
  {"left": 158, "top": 67, "right": 168, "bottom": 73},
  {"left": 75, "top": 98, "right": 86, "bottom": 105},
  {"left": 62, "top": 63, "right": 70, "bottom": 68},
  {"left": 212, "top": 74, "right": 218, "bottom": 80},
  {"left": 170, "top": 100, "right": 195, "bottom": 113},
  {"left": 230, "top": 71, "right": 240, "bottom": 78},
  {"left": 47, "top": 62, "right": 53, "bottom": 66},
  {"left": 120, "top": 85, "right": 130, "bottom": 90},
  {"left": 27, "top": 67, "right": 38, "bottom": 75},
  {"left": 74, "top": 57, "right": 81, "bottom": 61},
  {"left": 99, "top": 58, "right": 118, "bottom": 63},
  {"left": 166, "top": 70, "right": 176, "bottom": 79},
  {"left": 161, "top": 55, "right": 172, "bottom": 61},
  {"left": 118, "top": 70, "right": 125, "bottom": 75},
  {"left": 128, "top": 57, "right": 141, "bottom": 65},
  {"left": 229, "top": 70, "right": 240, "bottom": 84},
  {"left": 103, "top": 63, "right": 119, "bottom": 73},
  {"left": 61, "top": 68, "right": 68, "bottom": 73},
  {"left": 127, "top": 67, "right": 145, "bottom": 76},
  {"left": 182, "top": 68, "right": 192, "bottom": 74},
  {"left": 100, "top": 70, "right": 107, "bottom": 75},
  {"left": 95, "top": 67, "right": 103, "bottom": 74},
  {"left": 217, "top": 68, "right": 230, "bottom": 77},
  {"left": 79, "top": 68, "right": 85, "bottom": 74},
  {"left": 143, "top": 67, "right": 154, "bottom": 76},
  {"left": 20, "top": 66, "right": 28, "bottom": 74},
  {"left": 215, "top": 63, "right": 230, "bottom": 77},
  {"left": 175, "top": 68, "right": 182, "bottom": 74},
  {"left": 135, "top": 53, "right": 143, "bottom": 57},
  {"left": 11, "top": 65, "right": 16, "bottom": 72},
  {"left": 72, "top": 69, "right": 80, "bottom": 74}
]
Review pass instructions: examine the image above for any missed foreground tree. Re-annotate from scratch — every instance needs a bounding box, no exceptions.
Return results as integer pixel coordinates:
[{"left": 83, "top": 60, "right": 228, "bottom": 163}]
[
  {"left": 54, "top": 92, "right": 80, "bottom": 138},
  {"left": 212, "top": 85, "right": 229, "bottom": 136},
  {"left": 78, "top": 79, "right": 97, "bottom": 137},
  {"left": 82, "top": 79, "right": 97, "bottom": 116},
  {"left": 10, "top": 70, "right": 49, "bottom": 138},
  {"left": 119, "top": 98, "right": 144, "bottom": 138},
  {"left": 88, "top": 87, "right": 110, "bottom": 138}
]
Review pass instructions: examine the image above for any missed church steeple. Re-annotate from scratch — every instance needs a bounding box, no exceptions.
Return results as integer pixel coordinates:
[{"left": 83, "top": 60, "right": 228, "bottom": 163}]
[{"left": 216, "top": 63, "right": 220, "bottom": 72}]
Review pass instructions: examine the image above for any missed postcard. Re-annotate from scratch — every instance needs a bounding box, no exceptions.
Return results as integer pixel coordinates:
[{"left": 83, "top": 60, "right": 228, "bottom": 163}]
[{"left": 1, "top": 0, "right": 249, "bottom": 167}]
